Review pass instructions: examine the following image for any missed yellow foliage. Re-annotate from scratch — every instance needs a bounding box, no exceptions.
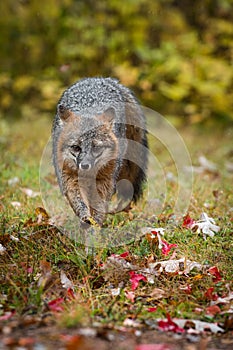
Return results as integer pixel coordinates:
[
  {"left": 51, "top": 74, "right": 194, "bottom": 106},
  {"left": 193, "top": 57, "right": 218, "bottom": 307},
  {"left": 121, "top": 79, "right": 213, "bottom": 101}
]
[
  {"left": 13, "top": 76, "right": 35, "bottom": 93},
  {"left": 159, "top": 82, "right": 190, "bottom": 101},
  {"left": 1, "top": 93, "right": 12, "bottom": 109},
  {"left": 114, "top": 64, "right": 139, "bottom": 86}
]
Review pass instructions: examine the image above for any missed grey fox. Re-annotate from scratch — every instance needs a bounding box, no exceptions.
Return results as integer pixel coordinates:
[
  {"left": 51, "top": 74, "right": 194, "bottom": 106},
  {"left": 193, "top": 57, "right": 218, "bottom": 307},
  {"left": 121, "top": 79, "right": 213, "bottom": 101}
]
[{"left": 52, "top": 77, "right": 148, "bottom": 226}]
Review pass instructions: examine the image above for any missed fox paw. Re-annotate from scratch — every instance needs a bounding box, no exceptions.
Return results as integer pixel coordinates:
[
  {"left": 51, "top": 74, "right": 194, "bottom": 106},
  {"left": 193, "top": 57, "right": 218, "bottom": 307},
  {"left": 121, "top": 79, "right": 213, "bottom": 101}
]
[{"left": 80, "top": 215, "right": 100, "bottom": 228}]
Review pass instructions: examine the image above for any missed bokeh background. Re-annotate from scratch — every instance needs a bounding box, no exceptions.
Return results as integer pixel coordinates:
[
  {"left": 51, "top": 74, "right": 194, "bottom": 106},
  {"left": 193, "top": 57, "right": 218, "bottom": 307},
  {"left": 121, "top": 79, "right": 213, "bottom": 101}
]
[{"left": 0, "top": 0, "right": 233, "bottom": 125}]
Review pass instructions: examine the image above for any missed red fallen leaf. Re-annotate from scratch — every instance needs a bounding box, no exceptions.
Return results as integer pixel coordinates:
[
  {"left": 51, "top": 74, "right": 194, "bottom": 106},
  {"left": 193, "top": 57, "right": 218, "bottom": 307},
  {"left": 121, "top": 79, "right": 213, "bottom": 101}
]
[
  {"left": 204, "top": 287, "right": 218, "bottom": 301},
  {"left": 129, "top": 271, "right": 147, "bottom": 290},
  {"left": 182, "top": 214, "right": 195, "bottom": 228},
  {"left": 125, "top": 290, "right": 135, "bottom": 303},
  {"left": 48, "top": 297, "right": 64, "bottom": 312},
  {"left": 206, "top": 305, "right": 221, "bottom": 316},
  {"left": 135, "top": 344, "right": 173, "bottom": 350},
  {"left": 161, "top": 240, "right": 177, "bottom": 256},
  {"left": 0, "top": 311, "right": 15, "bottom": 321},
  {"left": 208, "top": 266, "right": 222, "bottom": 283},
  {"left": 119, "top": 251, "right": 129, "bottom": 258},
  {"left": 111, "top": 251, "right": 129, "bottom": 259},
  {"left": 158, "top": 314, "right": 185, "bottom": 333},
  {"left": 147, "top": 307, "right": 157, "bottom": 312},
  {"left": 66, "top": 287, "right": 75, "bottom": 300}
]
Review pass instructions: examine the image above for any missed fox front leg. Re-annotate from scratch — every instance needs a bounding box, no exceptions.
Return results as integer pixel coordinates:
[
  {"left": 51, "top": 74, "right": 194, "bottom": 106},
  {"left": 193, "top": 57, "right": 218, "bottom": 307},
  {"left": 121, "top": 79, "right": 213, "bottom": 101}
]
[{"left": 64, "top": 189, "right": 91, "bottom": 224}]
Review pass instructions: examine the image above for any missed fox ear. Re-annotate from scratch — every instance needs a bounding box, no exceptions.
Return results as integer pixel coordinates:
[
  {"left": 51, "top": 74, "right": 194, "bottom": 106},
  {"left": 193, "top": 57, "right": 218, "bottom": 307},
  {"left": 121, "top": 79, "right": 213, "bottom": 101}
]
[
  {"left": 98, "top": 107, "right": 115, "bottom": 124},
  {"left": 58, "top": 104, "right": 79, "bottom": 123},
  {"left": 58, "top": 104, "right": 71, "bottom": 121}
]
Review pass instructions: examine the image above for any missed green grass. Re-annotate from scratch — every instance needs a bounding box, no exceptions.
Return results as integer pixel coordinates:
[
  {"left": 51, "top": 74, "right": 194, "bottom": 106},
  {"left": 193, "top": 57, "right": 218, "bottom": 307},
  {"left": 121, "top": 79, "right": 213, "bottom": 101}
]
[{"left": 0, "top": 116, "right": 232, "bottom": 331}]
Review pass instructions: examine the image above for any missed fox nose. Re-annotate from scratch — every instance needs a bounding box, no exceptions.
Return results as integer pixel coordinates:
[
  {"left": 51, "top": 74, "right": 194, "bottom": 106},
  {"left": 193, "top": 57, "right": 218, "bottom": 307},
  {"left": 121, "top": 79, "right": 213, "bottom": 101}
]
[{"left": 79, "top": 162, "right": 91, "bottom": 170}]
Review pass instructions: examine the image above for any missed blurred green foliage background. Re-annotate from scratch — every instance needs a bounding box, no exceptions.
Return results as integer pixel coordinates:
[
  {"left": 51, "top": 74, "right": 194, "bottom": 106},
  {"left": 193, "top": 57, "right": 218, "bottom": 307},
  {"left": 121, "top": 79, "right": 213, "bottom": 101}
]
[{"left": 0, "top": 0, "right": 233, "bottom": 123}]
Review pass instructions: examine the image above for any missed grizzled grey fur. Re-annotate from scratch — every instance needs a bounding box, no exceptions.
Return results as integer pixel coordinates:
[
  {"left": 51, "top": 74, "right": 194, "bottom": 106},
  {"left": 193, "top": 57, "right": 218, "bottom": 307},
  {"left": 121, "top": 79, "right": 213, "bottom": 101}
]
[{"left": 52, "top": 77, "right": 148, "bottom": 226}]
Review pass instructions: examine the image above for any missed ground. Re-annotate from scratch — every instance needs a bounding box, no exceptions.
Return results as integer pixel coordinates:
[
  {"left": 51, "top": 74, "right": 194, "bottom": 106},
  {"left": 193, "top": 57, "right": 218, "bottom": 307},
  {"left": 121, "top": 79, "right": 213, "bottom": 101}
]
[{"left": 0, "top": 115, "right": 232, "bottom": 349}]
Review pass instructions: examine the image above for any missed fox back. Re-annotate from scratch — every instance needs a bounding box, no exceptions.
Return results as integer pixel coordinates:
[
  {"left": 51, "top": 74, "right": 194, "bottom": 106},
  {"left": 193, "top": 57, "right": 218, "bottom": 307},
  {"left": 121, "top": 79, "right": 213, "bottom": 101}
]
[{"left": 52, "top": 77, "right": 148, "bottom": 226}]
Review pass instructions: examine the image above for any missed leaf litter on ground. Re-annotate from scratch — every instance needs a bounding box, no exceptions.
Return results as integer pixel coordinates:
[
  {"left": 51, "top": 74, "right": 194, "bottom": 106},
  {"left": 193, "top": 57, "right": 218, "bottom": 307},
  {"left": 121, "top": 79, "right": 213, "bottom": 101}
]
[{"left": 0, "top": 188, "right": 232, "bottom": 348}]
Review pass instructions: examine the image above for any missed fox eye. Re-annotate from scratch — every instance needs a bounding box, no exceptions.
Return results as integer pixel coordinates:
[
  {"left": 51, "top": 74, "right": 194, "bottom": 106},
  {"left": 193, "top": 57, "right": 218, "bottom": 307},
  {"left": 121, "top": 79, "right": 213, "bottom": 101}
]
[
  {"left": 70, "top": 145, "right": 81, "bottom": 153},
  {"left": 93, "top": 144, "right": 102, "bottom": 150},
  {"left": 92, "top": 143, "right": 104, "bottom": 156}
]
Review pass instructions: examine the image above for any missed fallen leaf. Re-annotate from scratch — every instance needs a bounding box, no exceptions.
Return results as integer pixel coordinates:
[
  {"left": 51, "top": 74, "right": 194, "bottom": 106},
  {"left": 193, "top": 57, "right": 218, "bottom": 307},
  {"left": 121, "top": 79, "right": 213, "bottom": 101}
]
[
  {"left": 148, "top": 258, "right": 202, "bottom": 274},
  {"left": 66, "top": 287, "right": 75, "bottom": 300},
  {"left": 48, "top": 297, "right": 64, "bottom": 312},
  {"left": 35, "top": 207, "right": 49, "bottom": 223},
  {"left": 10, "top": 235, "right": 19, "bottom": 242},
  {"left": 8, "top": 177, "right": 20, "bottom": 186},
  {"left": 60, "top": 271, "right": 74, "bottom": 290},
  {"left": 0, "top": 311, "right": 15, "bottom": 321},
  {"left": 143, "top": 228, "right": 177, "bottom": 255},
  {"left": 215, "top": 291, "right": 233, "bottom": 304},
  {"left": 125, "top": 290, "right": 135, "bottom": 303},
  {"left": 141, "top": 227, "right": 165, "bottom": 243},
  {"left": 0, "top": 243, "right": 6, "bottom": 254},
  {"left": 205, "top": 305, "right": 221, "bottom": 316},
  {"left": 11, "top": 201, "right": 21, "bottom": 208},
  {"left": 192, "top": 212, "right": 220, "bottom": 238},
  {"left": 161, "top": 240, "right": 177, "bottom": 256},
  {"left": 20, "top": 187, "right": 40, "bottom": 198},
  {"left": 182, "top": 214, "right": 195, "bottom": 228},
  {"left": 158, "top": 314, "right": 185, "bottom": 333},
  {"left": 123, "top": 318, "right": 141, "bottom": 327},
  {"left": 208, "top": 266, "right": 222, "bottom": 283},
  {"left": 111, "top": 288, "right": 121, "bottom": 296},
  {"left": 116, "top": 251, "right": 129, "bottom": 258},
  {"left": 129, "top": 271, "right": 147, "bottom": 290},
  {"left": 147, "top": 307, "right": 157, "bottom": 312},
  {"left": 198, "top": 155, "right": 217, "bottom": 172},
  {"left": 174, "top": 319, "right": 224, "bottom": 333},
  {"left": 185, "top": 155, "right": 218, "bottom": 175},
  {"left": 150, "top": 229, "right": 165, "bottom": 249},
  {"left": 204, "top": 287, "right": 218, "bottom": 301}
]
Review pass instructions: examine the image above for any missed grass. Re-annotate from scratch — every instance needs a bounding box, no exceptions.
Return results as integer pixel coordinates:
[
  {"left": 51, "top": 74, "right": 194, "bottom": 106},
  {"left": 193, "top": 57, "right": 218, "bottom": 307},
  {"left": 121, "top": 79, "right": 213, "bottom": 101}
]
[{"left": 0, "top": 115, "right": 232, "bottom": 333}]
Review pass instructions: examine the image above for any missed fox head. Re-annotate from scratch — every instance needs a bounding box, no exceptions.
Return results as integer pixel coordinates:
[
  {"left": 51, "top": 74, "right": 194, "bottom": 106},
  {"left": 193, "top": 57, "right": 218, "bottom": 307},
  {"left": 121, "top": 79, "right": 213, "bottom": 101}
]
[{"left": 56, "top": 105, "right": 120, "bottom": 177}]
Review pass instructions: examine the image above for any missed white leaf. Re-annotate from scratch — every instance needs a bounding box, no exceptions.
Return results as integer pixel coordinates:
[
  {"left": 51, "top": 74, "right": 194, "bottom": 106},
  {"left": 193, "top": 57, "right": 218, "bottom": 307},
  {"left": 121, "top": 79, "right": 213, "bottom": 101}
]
[
  {"left": 8, "top": 177, "right": 20, "bottom": 186},
  {"left": 173, "top": 319, "right": 224, "bottom": 334},
  {"left": 60, "top": 271, "right": 74, "bottom": 289},
  {"left": 141, "top": 227, "right": 165, "bottom": 249},
  {"left": 213, "top": 291, "right": 233, "bottom": 305},
  {"left": 198, "top": 155, "right": 217, "bottom": 172},
  {"left": 192, "top": 212, "right": 220, "bottom": 238},
  {"left": 111, "top": 288, "right": 121, "bottom": 296},
  {"left": 20, "top": 187, "right": 40, "bottom": 198},
  {"left": 148, "top": 258, "right": 202, "bottom": 274},
  {"left": 0, "top": 244, "right": 6, "bottom": 254},
  {"left": 123, "top": 318, "right": 141, "bottom": 327},
  {"left": 10, "top": 235, "right": 19, "bottom": 242},
  {"left": 11, "top": 201, "right": 21, "bottom": 208}
]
